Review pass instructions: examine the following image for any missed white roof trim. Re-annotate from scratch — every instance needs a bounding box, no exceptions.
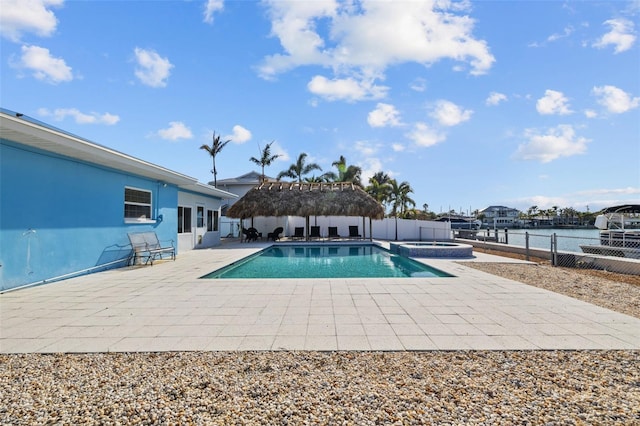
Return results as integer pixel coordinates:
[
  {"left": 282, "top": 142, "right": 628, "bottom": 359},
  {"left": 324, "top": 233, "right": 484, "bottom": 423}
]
[{"left": 1, "top": 111, "right": 237, "bottom": 200}]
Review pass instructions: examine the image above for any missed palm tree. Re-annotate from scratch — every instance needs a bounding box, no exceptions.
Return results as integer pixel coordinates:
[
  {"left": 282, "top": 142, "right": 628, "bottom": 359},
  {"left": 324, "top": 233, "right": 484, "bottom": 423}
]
[
  {"left": 388, "top": 179, "right": 415, "bottom": 240},
  {"left": 250, "top": 141, "right": 280, "bottom": 182},
  {"left": 388, "top": 180, "right": 415, "bottom": 217},
  {"left": 365, "top": 172, "right": 391, "bottom": 211},
  {"left": 304, "top": 175, "right": 331, "bottom": 183},
  {"left": 277, "top": 153, "right": 322, "bottom": 182},
  {"left": 200, "top": 131, "right": 230, "bottom": 187},
  {"left": 325, "top": 155, "right": 362, "bottom": 185}
]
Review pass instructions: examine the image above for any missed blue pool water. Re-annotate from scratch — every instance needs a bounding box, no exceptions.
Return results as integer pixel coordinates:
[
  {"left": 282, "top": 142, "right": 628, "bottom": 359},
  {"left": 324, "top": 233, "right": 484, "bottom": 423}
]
[{"left": 201, "top": 244, "right": 453, "bottom": 279}]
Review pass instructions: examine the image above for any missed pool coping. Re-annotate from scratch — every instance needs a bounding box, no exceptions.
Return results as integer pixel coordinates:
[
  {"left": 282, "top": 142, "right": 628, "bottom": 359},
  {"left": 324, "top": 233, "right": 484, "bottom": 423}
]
[{"left": 1, "top": 239, "right": 639, "bottom": 353}]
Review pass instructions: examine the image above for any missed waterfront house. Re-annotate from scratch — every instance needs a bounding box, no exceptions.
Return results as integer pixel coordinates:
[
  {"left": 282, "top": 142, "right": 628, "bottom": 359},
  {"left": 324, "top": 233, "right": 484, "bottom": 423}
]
[
  {"left": 479, "top": 205, "right": 522, "bottom": 228},
  {"left": 0, "top": 109, "right": 236, "bottom": 291}
]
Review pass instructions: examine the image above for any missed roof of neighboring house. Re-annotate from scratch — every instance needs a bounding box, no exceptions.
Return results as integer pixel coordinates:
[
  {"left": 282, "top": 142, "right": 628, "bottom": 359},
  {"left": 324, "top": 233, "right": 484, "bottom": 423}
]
[
  {"left": 1, "top": 109, "right": 237, "bottom": 200},
  {"left": 480, "top": 205, "right": 520, "bottom": 213},
  {"left": 216, "top": 171, "right": 276, "bottom": 185},
  {"left": 226, "top": 181, "right": 385, "bottom": 219}
]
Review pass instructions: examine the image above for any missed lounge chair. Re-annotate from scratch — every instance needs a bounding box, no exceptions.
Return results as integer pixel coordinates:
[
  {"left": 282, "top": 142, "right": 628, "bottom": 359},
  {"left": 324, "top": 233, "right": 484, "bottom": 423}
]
[
  {"left": 292, "top": 227, "right": 305, "bottom": 240},
  {"left": 128, "top": 232, "right": 175, "bottom": 265},
  {"left": 267, "top": 226, "right": 283, "bottom": 241},
  {"left": 242, "top": 227, "right": 259, "bottom": 242},
  {"left": 310, "top": 226, "right": 321, "bottom": 239},
  {"left": 348, "top": 226, "right": 361, "bottom": 239},
  {"left": 327, "top": 226, "right": 340, "bottom": 239}
]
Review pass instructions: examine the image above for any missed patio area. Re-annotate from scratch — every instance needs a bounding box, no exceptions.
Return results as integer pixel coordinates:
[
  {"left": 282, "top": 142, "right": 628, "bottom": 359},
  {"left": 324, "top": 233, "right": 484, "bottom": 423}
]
[{"left": 1, "top": 240, "right": 639, "bottom": 353}]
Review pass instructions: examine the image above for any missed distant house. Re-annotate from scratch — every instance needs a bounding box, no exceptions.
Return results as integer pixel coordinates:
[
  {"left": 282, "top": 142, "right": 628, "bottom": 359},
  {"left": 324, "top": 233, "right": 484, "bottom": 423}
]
[
  {"left": 479, "top": 205, "right": 522, "bottom": 228},
  {"left": 215, "top": 171, "right": 276, "bottom": 215},
  {"left": 0, "top": 109, "right": 236, "bottom": 291}
]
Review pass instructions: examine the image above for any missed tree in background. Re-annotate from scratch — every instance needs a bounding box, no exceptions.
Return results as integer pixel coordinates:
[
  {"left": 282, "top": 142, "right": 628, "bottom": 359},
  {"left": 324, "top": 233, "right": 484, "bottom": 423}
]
[
  {"left": 388, "top": 179, "right": 415, "bottom": 240},
  {"left": 250, "top": 141, "right": 280, "bottom": 182},
  {"left": 277, "top": 153, "right": 322, "bottom": 183},
  {"left": 200, "top": 131, "right": 230, "bottom": 187},
  {"left": 389, "top": 179, "right": 415, "bottom": 218},
  {"left": 365, "top": 172, "right": 392, "bottom": 212},
  {"left": 304, "top": 175, "right": 331, "bottom": 183},
  {"left": 324, "top": 155, "right": 362, "bottom": 185}
]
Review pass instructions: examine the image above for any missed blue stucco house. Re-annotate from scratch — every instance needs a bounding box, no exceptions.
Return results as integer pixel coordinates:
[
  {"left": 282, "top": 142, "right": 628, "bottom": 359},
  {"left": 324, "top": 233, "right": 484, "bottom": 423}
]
[{"left": 0, "top": 109, "right": 236, "bottom": 291}]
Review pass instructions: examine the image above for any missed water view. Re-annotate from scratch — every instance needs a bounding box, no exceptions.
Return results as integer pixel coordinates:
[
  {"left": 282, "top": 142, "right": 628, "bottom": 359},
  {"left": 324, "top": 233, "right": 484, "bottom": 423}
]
[{"left": 477, "top": 228, "right": 600, "bottom": 253}]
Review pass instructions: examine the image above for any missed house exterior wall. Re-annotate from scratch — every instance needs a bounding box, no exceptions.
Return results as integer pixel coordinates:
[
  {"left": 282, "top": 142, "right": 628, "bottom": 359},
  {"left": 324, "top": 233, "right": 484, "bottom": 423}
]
[
  {"left": 0, "top": 140, "right": 180, "bottom": 291},
  {"left": 217, "top": 183, "right": 256, "bottom": 206},
  {"left": 177, "top": 191, "right": 223, "bottom": 251}
]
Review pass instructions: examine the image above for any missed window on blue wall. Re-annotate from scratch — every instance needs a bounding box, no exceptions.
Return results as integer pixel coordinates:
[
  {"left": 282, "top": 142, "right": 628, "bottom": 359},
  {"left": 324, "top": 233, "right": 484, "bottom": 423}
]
[
  {"left": 124, "top": 187, "right": 152, "bottom": 220},
  {"left": 178, "top": 206, "right": 192, "bottom": 233}
]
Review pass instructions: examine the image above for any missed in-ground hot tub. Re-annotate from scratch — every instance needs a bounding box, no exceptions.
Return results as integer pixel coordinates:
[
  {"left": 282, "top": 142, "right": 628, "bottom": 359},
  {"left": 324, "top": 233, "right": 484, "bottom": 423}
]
[{"left": 390, "top": 241, "right": 473, "bottom": 258}]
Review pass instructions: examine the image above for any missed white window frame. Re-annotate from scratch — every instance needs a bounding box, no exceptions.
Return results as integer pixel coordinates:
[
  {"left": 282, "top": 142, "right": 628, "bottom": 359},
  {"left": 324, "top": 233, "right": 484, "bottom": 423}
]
[
  {"left": 124, "top": 186, "right": 155, "bottom": 224},
  {"left": 196, "top": 205, "right": 205, "bottom": 229}
]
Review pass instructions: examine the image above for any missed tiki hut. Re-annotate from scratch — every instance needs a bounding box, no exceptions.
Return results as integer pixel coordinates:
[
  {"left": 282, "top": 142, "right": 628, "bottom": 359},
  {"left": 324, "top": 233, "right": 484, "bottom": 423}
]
[{"left": 226, "top": 182, "right": 385, "bottom": 240}]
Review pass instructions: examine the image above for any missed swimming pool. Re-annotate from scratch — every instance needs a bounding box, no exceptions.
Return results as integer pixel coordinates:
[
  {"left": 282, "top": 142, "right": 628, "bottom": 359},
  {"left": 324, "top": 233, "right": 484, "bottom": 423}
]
[{"left": 201, "top": 244, "right": 453, "bottom": 279}]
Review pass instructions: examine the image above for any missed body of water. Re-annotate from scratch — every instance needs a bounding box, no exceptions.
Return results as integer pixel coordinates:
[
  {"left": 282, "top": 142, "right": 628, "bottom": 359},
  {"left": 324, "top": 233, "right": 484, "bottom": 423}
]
[{"left": 475, "top": 228, "right": 600, "bottom": 254}]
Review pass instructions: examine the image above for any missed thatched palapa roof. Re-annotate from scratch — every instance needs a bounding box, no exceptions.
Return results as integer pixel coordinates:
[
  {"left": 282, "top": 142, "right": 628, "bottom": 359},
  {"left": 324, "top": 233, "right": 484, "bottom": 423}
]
[{"left": 226, "top": 182, "right": 385, "bottom": 219}]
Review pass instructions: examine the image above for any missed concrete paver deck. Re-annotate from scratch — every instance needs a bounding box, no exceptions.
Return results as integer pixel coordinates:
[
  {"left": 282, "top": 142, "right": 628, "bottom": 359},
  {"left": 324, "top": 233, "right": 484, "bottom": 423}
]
[{"left": 2, "top": 241, "right": 639, "bottom": 353}]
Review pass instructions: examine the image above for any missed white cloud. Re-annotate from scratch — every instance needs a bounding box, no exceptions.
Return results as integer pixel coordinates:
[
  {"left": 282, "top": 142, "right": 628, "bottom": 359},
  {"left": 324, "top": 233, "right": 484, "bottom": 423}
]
[
  {"left": 429, "top": 100, "right": 472, "bottom": 127},
  {"left": 486, "top": 92, "right": 507, "bottom": 106},
  {"left": 584, "top": 109, "right": 598, "bottom": 118},
  {"left": 358, "top": 156, "right": 384, "bottom": 186},
  {"left": 593, "top": 18, "right": 636, "bottom": 53},
  {"left": 157, "top": 122, "right": 193, "bottom": 141},
  {"left": 592, "top": 85, "right": 640, "bottom": 114},
  {"left": 0, "top": 0, "right": 63, "bottom": 42},
  {"left": 18, "top": 45, "right": 72, "bottom": 83},
  {"left": 353, "top": 140, "right": 379, "bottom": 157},
  {"left": 513, "top": 124, "right": 589, "bottom": 163},
  {"left": 536, "top": 89, "right": 573, "bottom": 115},
  {"left": 225, "top": 125, "right": 252, "bottom": 143},
  {"left": 133, "top": 47, "right": 173, "bottom": 88},
  {"left": 367, "top": 103, "right": 402, "bottom": 128},
  {"left": 37, "top": 107, "right": 119, "bottom": 125},
  {"left": 513, "top": 187, "right": 640, "bottom": 212},
  {"left": 203, "top": 0, "right": 224, "bottom": 24},
  {"left": 547, "top": 25, "right": 574, "bottom": 42},
  {"left": 406, "top": 122, "right": 446, "bottom": 147},
  {"left": 259, "top": 1, "right": 494, "bottom": 99},
  {"left": 307, "top": 75, "right": 388, "bottom": 102},
  {"left": 410, "top": 78, "right": 427, "bottom": 92},
  {"left": 392, "top": 143, "right": 405, "bottom": 152},
  {"left": 263, "top": 1, "right": 494, "bottom": 76}
]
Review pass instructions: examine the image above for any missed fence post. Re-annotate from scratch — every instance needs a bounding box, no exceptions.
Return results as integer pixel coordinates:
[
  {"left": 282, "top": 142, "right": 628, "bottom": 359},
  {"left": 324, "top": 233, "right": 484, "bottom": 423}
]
[
  {"left": 551, "top": 233, "right": 557, "bottom": 266},
  {"left": 504, "top": 228, "right": 508, "bottom": 244},
  {"left": 525, "top": 231, "right": 530, "bottom": 261}
]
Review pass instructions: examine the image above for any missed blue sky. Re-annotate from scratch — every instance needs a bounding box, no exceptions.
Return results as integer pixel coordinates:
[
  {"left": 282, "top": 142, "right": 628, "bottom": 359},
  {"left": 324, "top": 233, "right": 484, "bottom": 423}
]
[{"left": 1, "top": 0, "right": 638, "bottom": 215}]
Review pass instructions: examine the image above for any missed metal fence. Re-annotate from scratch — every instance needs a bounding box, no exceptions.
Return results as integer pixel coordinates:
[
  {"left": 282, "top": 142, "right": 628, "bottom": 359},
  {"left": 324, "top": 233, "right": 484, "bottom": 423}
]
[{"left": 460, "top": 229, "right": 639, "bottom": 277}]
